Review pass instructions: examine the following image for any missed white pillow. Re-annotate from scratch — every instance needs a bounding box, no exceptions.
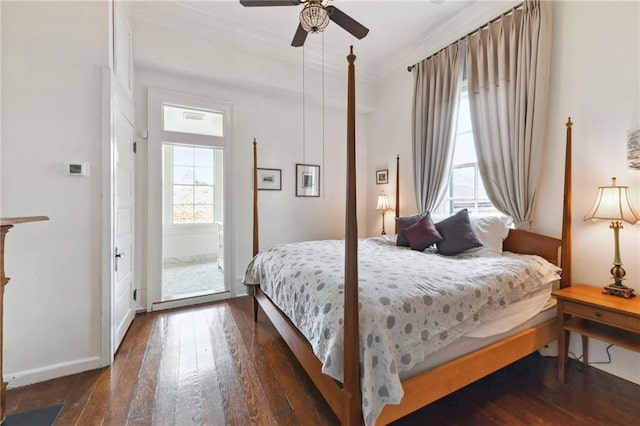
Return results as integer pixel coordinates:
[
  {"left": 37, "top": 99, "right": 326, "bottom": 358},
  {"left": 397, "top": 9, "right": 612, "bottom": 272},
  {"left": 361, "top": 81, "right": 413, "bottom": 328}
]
[{"left": 468, "top": 214, "right": 513, "bottom": 255}]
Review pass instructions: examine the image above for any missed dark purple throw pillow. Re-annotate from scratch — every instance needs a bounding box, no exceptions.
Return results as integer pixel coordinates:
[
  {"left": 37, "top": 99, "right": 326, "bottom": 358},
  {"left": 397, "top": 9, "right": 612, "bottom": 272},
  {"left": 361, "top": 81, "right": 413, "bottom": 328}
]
[
  {"left": 404, "top": 213, "right": 443, "bottom": 251},
  {"left": 394, "top": 211, "right": 429, "bottom": 247},
  {"left": 434, "top": 209, "right": 482, "bottom": 256}
]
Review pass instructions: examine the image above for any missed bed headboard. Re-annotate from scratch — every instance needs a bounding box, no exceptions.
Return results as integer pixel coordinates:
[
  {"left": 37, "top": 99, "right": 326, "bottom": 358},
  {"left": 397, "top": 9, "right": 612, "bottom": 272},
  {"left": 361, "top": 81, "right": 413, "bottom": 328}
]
[{"left": 503, "top": 229, "right": 561, "bottom": 266}]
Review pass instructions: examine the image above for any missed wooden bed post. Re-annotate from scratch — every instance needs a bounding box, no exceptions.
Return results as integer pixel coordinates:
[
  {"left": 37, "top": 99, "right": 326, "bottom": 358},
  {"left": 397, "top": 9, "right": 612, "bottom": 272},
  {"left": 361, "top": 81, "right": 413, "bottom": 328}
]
[
  {"left": 252, "top": 138, "right": 260, "bottom": 322},
  {"left": 343, "top": 46, "right": 362, "bottom": 426},
  {"left": 560, "top": 118, "right": 572, "bottom": 288},
  {"left": 395, "top": 155, "right": 400, "bottom": 234}
]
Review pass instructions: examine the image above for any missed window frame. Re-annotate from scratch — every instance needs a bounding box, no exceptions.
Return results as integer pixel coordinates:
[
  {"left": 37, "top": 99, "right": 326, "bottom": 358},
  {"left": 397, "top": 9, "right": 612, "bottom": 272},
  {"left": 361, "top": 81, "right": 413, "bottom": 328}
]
[
  {"left": 162, "top": 104, "right": 224, "bottom": 137},
  {"left": 164, "top": 144, "right": 216, "bottom": 226},
  {"left": 436, "top": 81, "right": 499, "bottom": 217}
]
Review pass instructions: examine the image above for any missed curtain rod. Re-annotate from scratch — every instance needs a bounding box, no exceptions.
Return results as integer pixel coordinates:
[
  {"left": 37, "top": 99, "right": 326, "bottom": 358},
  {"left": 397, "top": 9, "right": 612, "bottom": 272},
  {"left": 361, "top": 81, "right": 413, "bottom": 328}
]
[{"left": 407, "top": 1, "right": 524, "bottom": 72}]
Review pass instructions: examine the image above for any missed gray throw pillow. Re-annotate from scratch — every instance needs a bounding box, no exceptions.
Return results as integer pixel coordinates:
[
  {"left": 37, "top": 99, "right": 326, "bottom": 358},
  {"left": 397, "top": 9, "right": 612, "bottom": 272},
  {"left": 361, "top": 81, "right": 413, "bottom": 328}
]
[{"left": 435, "top": 209, "right": 482, "bottom": 256}]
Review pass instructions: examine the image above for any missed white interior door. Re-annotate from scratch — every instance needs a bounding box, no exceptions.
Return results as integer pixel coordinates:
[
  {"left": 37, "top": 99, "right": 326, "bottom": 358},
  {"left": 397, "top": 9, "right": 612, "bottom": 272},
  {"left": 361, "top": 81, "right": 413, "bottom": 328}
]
[{"left": 113, "top": 107, "right": 135, "bottom": 351}]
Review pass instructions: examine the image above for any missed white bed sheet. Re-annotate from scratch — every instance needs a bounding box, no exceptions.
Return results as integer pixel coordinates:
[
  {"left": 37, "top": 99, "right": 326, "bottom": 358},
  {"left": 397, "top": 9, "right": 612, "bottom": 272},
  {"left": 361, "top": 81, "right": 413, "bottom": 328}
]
[{"left": 399, "top": 293, "right": 556, "bottom": 380}]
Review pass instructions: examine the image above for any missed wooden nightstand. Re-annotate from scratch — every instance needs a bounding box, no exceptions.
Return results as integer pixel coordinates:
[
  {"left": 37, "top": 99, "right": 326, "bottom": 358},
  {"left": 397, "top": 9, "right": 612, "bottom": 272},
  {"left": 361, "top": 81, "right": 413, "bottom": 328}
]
[{"left": 552, "top": 284, "right": 640, "bottom": 384}]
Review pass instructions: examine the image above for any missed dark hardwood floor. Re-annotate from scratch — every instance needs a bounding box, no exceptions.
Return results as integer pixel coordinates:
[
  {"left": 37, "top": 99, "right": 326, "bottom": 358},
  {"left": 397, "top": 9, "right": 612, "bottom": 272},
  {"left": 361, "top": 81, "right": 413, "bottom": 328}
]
[{"left": 7, "top": 297, "right": 639, "bottom": 425}]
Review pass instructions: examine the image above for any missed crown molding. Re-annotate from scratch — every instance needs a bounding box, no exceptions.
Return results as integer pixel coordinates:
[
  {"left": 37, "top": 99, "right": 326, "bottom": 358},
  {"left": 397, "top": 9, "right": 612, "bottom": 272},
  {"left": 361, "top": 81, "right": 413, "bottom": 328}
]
[
  {"left": 132, "top": 2, "right": 378, "bottom": 83},
  {"left": 375, "top": 0, "right": 521, "bottom": 81},
  {"left": 132, "top": 1, "right": 521, "bottom": 83}
]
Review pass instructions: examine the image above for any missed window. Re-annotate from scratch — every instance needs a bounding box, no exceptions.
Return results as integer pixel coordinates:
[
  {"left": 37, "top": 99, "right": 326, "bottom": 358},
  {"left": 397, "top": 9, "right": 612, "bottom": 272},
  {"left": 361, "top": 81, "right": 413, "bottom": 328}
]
[
  {"left": 163, "top": 105, "right": 223, "bottom": 137},
  {"left": 435, "top": 84, "right": 498, "bottom": 216},
  {"left": 168, "top": 145, "right": 215, "bottom": 224}
]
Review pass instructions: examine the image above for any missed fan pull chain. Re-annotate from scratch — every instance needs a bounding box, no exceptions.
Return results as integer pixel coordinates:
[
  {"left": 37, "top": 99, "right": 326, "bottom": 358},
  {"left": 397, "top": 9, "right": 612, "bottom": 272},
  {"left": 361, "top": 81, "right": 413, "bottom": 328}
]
[
  {"left": 301, "top": 44, "right": 306, "bottom": 165},
  {"left": 321, "top": 32, "right": 326, "bottom": 199}
]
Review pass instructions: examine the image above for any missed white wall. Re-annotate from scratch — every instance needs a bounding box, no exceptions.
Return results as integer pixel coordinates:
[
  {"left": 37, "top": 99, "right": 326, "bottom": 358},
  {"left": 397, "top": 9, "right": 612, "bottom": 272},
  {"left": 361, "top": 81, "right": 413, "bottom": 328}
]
[
  {"left": 367, "top": 67, "right": 414, "bottom": 237},
  {"left": 0, "top": 2, "right": 3, "bottom": 215},
  {"left": 537, "top": 0, "right": 640, "bottom": 384},
  {"left": 132, "top": 19, "right": 377, "bottom": 115},
  {"left": 162, "top": 225, "right": 218, "bottom": 261},
  {"left": 367, "top": 1, "right": 640, "bottom": 384},
  {"left": 133, "top": 21, "right": 371, "bottom": 303},
  {"left": 1, "top": 2, "right": 109, "bottom": 385}
]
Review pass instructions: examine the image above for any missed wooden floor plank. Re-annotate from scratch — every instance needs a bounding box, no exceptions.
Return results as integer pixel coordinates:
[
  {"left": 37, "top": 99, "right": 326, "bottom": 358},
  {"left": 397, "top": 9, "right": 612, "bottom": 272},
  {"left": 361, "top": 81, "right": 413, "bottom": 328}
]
[
  {"left": 126, "top": 312, "right": 166, "bottom": 425},
  {"left": 53, "top": 369, "right": 104, "bottom": 425},
  {"left": 193, "top": 309, "right": 226, "bottom": 426},
  {"left": 247, "top": 301, "right": 337, "bottom": 425},
  {"left": 228, "top": 297, "right": 302, "bottom": 425},
  {"left": 127, "top": 314, "right": 166, "bottom": 425},
  {"left": 102, "top": 313, "right": 154, "bottom": 426},
  {"left": 7, "top": 373, "right": 76, "bottom": 414},
  {"left": 216, "top": 305, "right": 274, "bottom": 425},
  {"left": 150, "top": 312, "right": 181, "bottom": 425},
  {"left": 174, "top": 310, "right": 204, "bottom": 426},
  {"left": 5, "top": 296, "right": 639, "bottom": 426},
  {"left": 205, "top": 305, "right": 252, "bottom": 425},
  {"left": 74, "top": 314, "right": 144, "bottom": 425}
]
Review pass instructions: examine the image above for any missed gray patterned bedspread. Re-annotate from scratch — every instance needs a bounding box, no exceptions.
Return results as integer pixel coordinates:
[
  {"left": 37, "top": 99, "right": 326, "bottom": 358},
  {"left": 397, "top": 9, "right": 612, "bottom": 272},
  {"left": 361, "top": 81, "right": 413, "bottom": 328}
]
[{"left": 243, "top": 237, "right": 561, "bottom": 425}]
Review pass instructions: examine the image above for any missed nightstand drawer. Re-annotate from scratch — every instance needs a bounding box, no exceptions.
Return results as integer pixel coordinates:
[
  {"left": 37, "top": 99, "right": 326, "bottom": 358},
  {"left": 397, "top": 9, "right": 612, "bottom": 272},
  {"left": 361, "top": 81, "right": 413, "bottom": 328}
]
[{"left": 563, "top": 300, "right": 640, "bottom": 332}]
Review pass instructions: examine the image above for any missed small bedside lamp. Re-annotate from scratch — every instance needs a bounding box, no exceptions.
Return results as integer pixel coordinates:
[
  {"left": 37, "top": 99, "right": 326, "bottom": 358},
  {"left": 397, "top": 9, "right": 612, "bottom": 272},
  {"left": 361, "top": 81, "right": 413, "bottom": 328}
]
[
  {"left": 584, "top": 177, "right": 640, "bottom": 298},
  {"left": 376, "top": 192, "right": 391, "bottom": 235}
]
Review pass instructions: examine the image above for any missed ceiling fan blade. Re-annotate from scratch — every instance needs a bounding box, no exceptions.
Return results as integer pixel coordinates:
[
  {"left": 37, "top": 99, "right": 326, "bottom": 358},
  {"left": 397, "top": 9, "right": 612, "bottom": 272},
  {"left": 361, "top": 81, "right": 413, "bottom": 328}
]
[
  {"left": 239, "top": 0, "right": 301, "bottom": 6},
  {"left": 325, "top": 6, "right": 369, "bottom": 39},
  {"left": 291, "top": 23, "right": 308, "bottom": 47}
]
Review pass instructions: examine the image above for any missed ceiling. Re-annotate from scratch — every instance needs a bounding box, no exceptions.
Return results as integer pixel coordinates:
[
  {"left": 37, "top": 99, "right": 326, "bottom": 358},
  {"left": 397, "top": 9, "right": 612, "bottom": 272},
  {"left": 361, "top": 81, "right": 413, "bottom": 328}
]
[{"left": 131, "top": 0, "right": 520, "bottom": 80}]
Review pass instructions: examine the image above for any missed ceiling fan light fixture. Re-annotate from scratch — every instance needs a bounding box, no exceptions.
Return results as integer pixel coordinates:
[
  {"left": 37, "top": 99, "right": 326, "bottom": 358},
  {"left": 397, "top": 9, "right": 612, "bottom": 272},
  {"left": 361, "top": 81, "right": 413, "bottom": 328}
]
[{"left": 299, "top": 2, "right": 329, "bottom": 33}]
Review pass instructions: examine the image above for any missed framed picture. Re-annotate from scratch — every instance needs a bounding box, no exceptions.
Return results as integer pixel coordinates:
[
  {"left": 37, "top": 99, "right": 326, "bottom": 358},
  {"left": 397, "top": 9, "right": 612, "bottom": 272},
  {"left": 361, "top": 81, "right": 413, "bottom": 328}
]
[
  {"left": 257, "top": 168, "right": 282, "bottom": 190},
  {"left": 376, "top": 169, "right": 389, "bottom": 185},
  {"left": 296, "top": 164, "right": 320, "bottom": 197},
  {"left": 627, "top": 128, "right": 640, "bottom": 169}
]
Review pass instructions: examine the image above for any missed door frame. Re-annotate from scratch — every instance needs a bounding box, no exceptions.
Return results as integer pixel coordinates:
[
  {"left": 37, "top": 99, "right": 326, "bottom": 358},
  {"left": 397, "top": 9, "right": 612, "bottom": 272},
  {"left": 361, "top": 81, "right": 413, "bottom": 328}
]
[
  {"left": 147, "top": 88, "right": 234, "bottom": 311},
  {"left": 101, "top": 68, "right": 136, "bottom": 365}
]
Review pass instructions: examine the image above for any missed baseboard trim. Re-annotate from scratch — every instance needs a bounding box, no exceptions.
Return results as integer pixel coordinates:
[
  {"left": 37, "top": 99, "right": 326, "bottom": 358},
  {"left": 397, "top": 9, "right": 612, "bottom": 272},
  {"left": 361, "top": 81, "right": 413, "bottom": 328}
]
[
  {"left": 234, "top": 275, "right": 246, "bottom": 297},
  {"left": 5, "top": 356, "right": 103, "bottom": 389}
]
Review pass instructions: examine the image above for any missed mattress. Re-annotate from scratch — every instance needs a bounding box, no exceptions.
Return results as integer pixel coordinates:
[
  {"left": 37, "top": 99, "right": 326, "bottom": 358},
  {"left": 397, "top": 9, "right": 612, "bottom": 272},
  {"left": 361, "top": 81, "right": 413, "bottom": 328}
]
[{"left": 400, "top": 288, "right": 556, "bottom": 380}]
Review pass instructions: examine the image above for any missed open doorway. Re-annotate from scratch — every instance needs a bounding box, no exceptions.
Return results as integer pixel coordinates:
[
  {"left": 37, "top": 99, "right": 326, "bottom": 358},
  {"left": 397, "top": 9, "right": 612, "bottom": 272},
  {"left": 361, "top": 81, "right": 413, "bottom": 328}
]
[
  {"left": 161, "top": 143, "right": 225, "bottom": 301},
  {"left": 147, "top": 90, "right": 233, "bottom": 311}
]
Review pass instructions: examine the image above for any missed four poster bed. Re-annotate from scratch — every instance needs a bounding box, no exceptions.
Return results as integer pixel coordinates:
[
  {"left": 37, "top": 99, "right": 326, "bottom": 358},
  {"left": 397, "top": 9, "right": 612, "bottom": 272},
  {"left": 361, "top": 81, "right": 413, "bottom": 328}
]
[{"left": 245, "top": 47, "right": 573, "bottom": 425}]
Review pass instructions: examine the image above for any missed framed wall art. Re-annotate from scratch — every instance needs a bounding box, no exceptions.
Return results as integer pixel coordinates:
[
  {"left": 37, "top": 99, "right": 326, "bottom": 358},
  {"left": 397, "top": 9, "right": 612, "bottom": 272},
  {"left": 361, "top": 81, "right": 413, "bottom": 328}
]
[
  {"left": 376, "top": 169, "right": 389, "bottom": 185},
  {"left": 627, "top": 128, "right": 640, "bottom": 169},
  {"left": 257, "top": 168, "right": 282, "bottom": 190},
  {"left": 295, "top": 164, "right": 320, "bottom": 197}
]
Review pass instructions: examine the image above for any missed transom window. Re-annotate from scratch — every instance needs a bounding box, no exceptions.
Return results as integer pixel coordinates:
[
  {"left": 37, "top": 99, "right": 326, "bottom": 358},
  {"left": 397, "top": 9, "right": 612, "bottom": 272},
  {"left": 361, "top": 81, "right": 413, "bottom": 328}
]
[
  {"left": 168, "top": 145, "right": 215, "bottom": 224},
  {"left": 163, "top": 104, "right": 223, "bottom": 137},
  {"left": 436, "top": 84, "right": 498, "bottom": 216}
]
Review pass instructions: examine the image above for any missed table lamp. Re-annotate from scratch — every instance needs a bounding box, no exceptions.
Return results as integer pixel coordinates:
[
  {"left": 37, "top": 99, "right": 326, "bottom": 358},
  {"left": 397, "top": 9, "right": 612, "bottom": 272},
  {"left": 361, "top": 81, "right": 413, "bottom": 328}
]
[
  {"left": 584, "top": 177, "right": 640, "bottom": 298},
  {"left": 376, "top": 192, "right": 391, "bottom": 235}
]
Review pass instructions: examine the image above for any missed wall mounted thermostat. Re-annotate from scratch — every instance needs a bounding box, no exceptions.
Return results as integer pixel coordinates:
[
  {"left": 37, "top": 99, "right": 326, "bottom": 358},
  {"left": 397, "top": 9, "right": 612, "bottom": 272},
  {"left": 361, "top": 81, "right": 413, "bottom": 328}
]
[{"left": 64, "top": 161, "right": 90, "bottom": 177}]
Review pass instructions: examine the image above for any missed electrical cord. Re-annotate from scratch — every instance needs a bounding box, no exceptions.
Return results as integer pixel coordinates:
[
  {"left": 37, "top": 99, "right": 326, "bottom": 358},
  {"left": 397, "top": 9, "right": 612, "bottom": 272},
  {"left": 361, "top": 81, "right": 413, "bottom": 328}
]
[{"left": 568, "top": 344, "right": 613, "bottom": 372}]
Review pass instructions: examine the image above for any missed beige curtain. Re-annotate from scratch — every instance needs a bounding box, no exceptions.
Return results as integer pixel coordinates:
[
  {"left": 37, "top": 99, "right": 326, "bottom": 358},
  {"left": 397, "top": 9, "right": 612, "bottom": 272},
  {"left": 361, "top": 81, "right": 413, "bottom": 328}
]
[
  {"left": 412, "top": 41, "right": 464, "bottom": 213},
  {"left": 466, "top": 0, "right": 552, "bottom": 229}
]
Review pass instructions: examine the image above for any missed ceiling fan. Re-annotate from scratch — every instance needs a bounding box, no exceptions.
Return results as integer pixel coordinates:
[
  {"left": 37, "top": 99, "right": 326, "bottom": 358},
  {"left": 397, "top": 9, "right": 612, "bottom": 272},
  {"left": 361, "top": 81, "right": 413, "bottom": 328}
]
[{"left": 239, "top": 0, "right": 369, "bottom": 47}]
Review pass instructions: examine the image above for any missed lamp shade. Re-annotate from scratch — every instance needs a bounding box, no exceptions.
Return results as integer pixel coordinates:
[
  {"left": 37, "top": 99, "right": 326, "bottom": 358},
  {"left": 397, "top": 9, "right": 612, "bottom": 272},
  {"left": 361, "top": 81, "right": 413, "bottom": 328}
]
[
  {"left": 376, "top": 194, "right": 390, "bottom": 211},
  {"left": 584, "top": 177, "right": 640, "bottom": 224}
]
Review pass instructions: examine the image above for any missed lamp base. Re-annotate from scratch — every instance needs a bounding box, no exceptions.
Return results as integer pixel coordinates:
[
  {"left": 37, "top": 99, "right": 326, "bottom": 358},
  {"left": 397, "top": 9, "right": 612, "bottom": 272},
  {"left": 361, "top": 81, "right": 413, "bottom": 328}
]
[{"left": 602, "top": 284, "right": 636, "bottom": 299}]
